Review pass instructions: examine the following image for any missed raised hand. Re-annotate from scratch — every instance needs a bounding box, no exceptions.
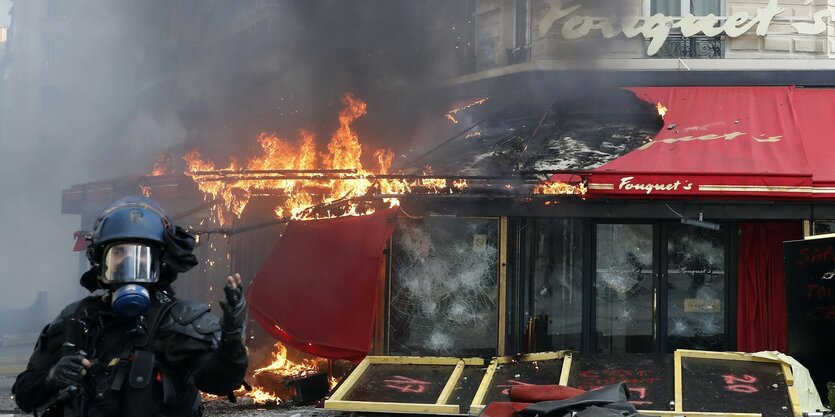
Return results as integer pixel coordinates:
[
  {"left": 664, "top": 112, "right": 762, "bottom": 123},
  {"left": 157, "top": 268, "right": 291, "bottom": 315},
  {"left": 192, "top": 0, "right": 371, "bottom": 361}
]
[{"left": 219, "top": 273, "right": 246, "bottom": 339}]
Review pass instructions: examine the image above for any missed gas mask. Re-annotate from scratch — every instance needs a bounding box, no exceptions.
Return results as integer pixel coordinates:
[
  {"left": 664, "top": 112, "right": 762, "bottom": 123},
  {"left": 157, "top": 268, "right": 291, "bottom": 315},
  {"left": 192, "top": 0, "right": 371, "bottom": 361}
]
[{"left": 101, "top": 242, "right": 160, "bottom": 319}]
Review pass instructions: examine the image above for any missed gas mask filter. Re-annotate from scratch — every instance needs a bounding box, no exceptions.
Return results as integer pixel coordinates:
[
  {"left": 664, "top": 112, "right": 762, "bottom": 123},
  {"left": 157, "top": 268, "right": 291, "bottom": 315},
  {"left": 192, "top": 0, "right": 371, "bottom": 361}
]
[{"left": 112, "top": 284, "right": 150, "bottom": 319}]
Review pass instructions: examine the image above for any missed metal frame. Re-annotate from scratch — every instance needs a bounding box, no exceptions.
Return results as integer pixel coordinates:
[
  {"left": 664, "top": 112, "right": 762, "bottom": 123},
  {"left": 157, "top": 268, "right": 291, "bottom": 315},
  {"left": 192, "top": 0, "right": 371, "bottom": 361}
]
[
  {"left": 674, "top": 349, "right": 801, "bottom": 416},
  {"left": 324, "top": 356, "right": 484, "bottom": 414}
]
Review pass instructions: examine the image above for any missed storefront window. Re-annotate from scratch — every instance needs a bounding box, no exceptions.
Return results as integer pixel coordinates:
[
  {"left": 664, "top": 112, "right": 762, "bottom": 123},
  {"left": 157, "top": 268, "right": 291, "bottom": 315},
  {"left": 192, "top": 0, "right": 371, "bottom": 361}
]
[
  {"left": 595, "top": 224, "right": 654, "bottom": 353},
  {"left": 666, "top": 223, "right": 726, "bottom": 351},
  {"left": 650, "top": 0, "right": 721, "bottom": 16},
  {"left": 389, "top": 217, "right": 500, "bottom": 357},
  {"left": 527, "top": 219, "right": 584, "bottom": 352}
]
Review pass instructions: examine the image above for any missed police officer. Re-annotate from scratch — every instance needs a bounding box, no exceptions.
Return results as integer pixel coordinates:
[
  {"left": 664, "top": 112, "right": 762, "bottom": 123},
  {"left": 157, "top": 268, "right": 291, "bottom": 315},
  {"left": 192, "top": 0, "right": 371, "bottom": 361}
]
[{"left": 12, "top": 196, "right": 249, "bottom": 417}]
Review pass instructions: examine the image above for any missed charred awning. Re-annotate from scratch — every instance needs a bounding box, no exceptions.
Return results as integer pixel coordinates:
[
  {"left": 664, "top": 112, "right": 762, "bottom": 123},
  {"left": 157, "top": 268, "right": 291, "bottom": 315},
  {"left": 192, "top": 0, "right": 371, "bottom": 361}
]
[
  {"left": 586, "top": 86, "right": 835, "bottom": 200},
  {"left": 246, "top": 207, "right": 397, "bottom": 362}
]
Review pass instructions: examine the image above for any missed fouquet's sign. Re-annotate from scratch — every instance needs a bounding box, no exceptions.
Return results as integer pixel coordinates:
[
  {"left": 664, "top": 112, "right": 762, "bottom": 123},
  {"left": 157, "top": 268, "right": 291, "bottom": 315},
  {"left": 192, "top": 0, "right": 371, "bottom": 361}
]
[{"left": 540, "top": 0, "right": 831, "bottom": 55}]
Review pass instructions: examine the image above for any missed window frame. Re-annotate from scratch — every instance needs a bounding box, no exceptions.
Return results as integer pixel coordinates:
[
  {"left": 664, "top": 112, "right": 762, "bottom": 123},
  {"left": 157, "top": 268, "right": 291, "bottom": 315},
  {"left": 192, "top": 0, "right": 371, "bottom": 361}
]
[{"left": 643, "top": 0, "right": 725, "bottom": 17}]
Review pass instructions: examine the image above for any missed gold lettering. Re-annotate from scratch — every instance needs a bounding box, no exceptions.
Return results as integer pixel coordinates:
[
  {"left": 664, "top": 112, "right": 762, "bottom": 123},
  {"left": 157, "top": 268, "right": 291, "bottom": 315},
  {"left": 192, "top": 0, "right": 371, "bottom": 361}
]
[
  {"left": 620, "top": 16, "right": 643, "bottom": 38},
  {"left": 753, "top": 136, "right": 782, "bottom": 143},
  {"left": 753, "top": 0, "right": 784, "bottom": 36},
  {"left": 639, "top": 131, "right": 754, "bottom": 150},
  {"left": 540, "top": 0, "right": 582, "bottom": 36},
  {"left": 562, "top": 16, "right": 593, "bottom": 39},
  {"left": 618, "top": 177, "right": 686, "bottom": 194},
  {"left": 673, "top": 14, "right": 724, "bottom": 37},
  {"left": 722, "top": 12, "right": 756, "bottom": 37},
  {"left": 792, "top": 9, "right": 831, "bottom": 35},
  {"left": 593, "top": 16, "right": 621, "bottom": 38},
  {"left": 538, "top": 0, "right": 801, "bottom": 56},
  {"left": 643, "top": 14, "right": 674, "bottom": 56}
]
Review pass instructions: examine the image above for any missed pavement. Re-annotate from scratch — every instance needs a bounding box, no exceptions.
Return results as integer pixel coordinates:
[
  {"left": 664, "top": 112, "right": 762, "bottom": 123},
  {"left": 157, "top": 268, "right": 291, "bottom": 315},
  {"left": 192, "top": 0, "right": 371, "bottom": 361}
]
[{"left": 0, "top": 354, "right": 349, "bottom": 417}]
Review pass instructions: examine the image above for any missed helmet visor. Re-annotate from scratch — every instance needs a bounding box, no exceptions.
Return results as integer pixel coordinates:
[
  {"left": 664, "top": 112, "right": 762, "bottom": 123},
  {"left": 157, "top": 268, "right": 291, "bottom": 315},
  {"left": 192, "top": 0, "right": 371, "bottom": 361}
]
[{"left": 102, "top": 243, "right": 158, "bottom": 284}]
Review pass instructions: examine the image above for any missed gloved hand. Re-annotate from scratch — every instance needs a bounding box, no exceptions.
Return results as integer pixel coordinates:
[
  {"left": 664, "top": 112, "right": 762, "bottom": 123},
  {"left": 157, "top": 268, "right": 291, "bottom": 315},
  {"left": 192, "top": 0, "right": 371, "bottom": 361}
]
[
  {"left": 46, "top": 353, "right": 92, "bottom": 391},
  {"left": 219, "top": 273, "right": 246, "bottom": 341}
]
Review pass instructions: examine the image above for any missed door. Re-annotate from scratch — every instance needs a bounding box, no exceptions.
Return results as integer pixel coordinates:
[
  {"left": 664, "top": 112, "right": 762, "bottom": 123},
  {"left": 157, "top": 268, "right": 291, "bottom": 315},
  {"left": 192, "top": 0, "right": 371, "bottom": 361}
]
[{"left": 592, "top": 221, "right": 729, "bottom": 353}]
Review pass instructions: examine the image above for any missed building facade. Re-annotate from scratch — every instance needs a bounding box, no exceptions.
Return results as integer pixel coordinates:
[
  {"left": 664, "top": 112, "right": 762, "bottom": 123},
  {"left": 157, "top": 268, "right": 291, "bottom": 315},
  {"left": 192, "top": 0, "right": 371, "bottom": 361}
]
[
  {"left": 372, "top": 0, "right": 835, "bottom": 397},
  {"left": 55, "top": 0, "right": 835, "bottom": 397}
]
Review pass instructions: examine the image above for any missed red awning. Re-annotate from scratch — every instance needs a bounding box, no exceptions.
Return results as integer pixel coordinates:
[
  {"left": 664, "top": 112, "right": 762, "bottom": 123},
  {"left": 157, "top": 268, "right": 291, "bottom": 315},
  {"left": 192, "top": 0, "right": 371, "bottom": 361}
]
[
  {"left": 586, "top": 86, "right": 835, "bottom": 199},
  {"left": 247, "top": 208, "right": 398, "bottom": 361}
]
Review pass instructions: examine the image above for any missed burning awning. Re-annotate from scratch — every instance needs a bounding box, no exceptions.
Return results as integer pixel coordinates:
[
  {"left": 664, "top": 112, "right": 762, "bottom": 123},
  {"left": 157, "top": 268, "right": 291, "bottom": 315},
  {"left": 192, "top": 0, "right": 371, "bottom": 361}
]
[
  {"left": 247, "top": 207, "right": 398, "bottom": 362},
  {"left": 585, "top": 86, "right": 835, "bottom": 199}
]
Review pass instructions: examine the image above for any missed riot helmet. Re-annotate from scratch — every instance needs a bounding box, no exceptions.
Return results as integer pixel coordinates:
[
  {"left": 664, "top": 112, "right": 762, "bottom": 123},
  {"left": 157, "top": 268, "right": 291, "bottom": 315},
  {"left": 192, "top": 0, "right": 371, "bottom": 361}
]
[{"left": 86, "top": 196, "right": 172, "bottom": 318}]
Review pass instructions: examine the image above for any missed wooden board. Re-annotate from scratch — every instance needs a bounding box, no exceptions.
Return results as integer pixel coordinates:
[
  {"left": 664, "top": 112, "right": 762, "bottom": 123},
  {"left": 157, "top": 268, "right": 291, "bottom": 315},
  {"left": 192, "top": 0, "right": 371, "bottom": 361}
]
[
  {"left": 470, "top": 351, "right": 569, "bottom": 414},
  {"left": 324, "top": 356, "right": 483, "bottom": 414},
  {"left": 783, "top": 237, "right": 835, "bottom": 397},
  {"left": 566, "top": 353, "right": 674, "bottom": 411},
  {"left": 675, "top": 350, "right": 800, "bottom": 417}
]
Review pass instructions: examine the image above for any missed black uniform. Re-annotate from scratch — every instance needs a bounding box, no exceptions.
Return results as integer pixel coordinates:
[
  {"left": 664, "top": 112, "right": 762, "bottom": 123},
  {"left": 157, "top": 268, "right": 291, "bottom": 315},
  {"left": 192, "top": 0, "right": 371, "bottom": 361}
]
[{"left": 12, "top": 289, "right": 248, "bottom": 417}]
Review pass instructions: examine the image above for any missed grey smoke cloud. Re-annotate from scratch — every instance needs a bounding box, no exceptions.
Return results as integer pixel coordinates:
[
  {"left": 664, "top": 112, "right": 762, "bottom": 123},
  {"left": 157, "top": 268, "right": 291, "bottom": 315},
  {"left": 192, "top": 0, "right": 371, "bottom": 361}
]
[{"left": 0, "top": 0, "right": 469, "bottom": 320}]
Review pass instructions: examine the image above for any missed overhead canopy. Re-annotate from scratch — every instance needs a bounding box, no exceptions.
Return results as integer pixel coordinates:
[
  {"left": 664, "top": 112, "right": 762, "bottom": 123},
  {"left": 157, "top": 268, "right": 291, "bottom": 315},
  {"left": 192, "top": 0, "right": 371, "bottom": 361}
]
[
  {"left": 586, "top": 86, "right": 835, "bottom": 199},
  {"left": 247, "top": 208, "right": 398, "bottom": 362}
]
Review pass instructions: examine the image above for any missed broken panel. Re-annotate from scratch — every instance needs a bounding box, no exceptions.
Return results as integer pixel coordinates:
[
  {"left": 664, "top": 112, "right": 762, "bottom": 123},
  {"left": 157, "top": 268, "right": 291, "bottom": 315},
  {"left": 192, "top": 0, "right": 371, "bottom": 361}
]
[{"left": 389, "top": 216, "right": 500, "bottom": 357}]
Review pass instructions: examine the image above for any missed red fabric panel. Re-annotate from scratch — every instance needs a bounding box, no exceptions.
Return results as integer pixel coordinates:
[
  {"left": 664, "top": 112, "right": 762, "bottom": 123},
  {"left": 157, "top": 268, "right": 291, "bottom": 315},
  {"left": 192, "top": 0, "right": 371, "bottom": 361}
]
[
  {"left": 73, "top": 231, "right": 87, "bottom": 252},
  {"left": 509, "top": 385, "right": 585, "bottom": 402},
  {"left": 588, "top": 87, "right": 814, "bottom": 199},
  {"left": 737, "top": 221, "right": 802, "bottom": 352},
  {"left": 791, "top": 88, "right": 835, "bottom": 188},
  {"left": 479, "top": 402, "right": 532, "bottom": 417},
  {"left": 545, "top": 173, "right": 584, "bottom": 183},
  {"left": 247, "top": 208, "right": 398, "bottom": 360}
]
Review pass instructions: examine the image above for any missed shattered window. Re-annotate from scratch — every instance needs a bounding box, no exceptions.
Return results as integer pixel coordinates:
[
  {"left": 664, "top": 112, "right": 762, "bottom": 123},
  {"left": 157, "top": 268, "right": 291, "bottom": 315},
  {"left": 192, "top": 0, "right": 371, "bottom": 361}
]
[
  {"left": 666, "top": 222, "right": 727, "bottom": 352},
  {"left": 595, "top": 223, "right": 654, "bottom": 353},
  {"left": 527, "top": 219, "right": 584, "bottom": 352},
  {"left": 389, "top": 217, "right": 500, "bottom": 357}
]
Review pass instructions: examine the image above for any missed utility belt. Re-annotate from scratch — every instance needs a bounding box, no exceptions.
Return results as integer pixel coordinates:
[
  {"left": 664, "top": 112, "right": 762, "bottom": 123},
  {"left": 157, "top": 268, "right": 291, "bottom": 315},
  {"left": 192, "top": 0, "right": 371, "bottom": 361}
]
[{"left": 88, "top": 348, "right": 200, "bottom": 417}]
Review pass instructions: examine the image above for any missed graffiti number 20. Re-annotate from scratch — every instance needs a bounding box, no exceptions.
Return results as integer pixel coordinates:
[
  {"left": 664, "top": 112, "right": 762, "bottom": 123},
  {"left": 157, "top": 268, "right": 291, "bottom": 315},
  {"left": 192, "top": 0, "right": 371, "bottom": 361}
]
[{"left": 722, "top": 374, "right": 758, "bottom": 393}]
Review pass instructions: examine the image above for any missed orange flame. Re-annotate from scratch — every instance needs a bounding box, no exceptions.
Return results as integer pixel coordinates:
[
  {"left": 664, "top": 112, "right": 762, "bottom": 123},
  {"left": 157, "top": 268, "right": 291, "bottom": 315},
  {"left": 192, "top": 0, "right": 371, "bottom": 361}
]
[
  {"left": 656, "top": 102, "right": 668, "bottom": 118},
  {"left": 150, "top": 153, "right": 174, "bottom": 176},
  {"left": 207, "top": 342, "right": 337, "bottom": 405},
  {"left": 533, "top": 180, "right": 587, "bottom": 196},
  {"left": 446, "top": 98, "right": 489, "bottom": 124},
  {"left": 184, "top": 94, "right": 401, "bottom": 225}
]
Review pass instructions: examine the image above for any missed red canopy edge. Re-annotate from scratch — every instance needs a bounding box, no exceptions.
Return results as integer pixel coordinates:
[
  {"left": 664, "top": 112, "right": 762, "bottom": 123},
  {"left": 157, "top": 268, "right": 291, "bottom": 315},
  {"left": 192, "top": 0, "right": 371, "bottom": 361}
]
[
  {"left": 246, "top": 207, "right": 398, "bottom": 361},
  {"left": 584, "top": 86, "right": 835, "bottom": 200}
]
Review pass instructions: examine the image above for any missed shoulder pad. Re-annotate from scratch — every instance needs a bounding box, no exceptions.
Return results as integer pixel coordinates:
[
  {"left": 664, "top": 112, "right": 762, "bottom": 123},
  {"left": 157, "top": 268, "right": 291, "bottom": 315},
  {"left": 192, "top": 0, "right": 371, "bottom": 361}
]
[
  {"left": 161, "top": 300, "right": 221, "bottom": 342},
  {"left": 58, "top": 299, "right": 83, "bottom": 320},
  {"left": 47, "top": 298, "right": 87, "bottom": 337},
  {"left": 42, "top": 297, "right": 88, "bottom": 351}
]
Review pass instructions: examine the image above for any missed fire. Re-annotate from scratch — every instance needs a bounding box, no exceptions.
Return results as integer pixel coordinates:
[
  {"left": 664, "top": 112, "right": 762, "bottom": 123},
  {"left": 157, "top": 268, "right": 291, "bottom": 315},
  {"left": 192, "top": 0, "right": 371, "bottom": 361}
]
[
  {"left": 244, "top": 342, "right": 335, "bottom": 404},
  {"left": 533, "top": 180, "right": 587, "bottom": 196},
  {"left": 446, "top": 98, "right": 489, "bottom": 124},
  {"left": 184, "top": 94, "right": 402, "bottom": 225},
  {"left": 150, "top": 153, "right": 175, "bottom": 176},
  {"left": 207, "top": 341, "right": 336, "bottom": 405},
  {"left": 656, "top": 102, "right": 668, "bottom": 118},
  {"left": 452, "top": 179, "right": 468, "bottom": 190}
]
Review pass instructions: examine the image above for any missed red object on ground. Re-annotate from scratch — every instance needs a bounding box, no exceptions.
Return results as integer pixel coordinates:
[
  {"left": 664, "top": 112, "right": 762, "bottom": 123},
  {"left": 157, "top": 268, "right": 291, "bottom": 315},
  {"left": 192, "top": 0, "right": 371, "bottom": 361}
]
[
  {"left": 247, "top": 208, "right": 398, "bottom": 362},
  {"left": 582, "top": 86, "right": 835, "bottom": 200},
  {"left": 479, "top": 402, "right": 532, "bottom": 417},
  {"left": 508, "top": 384, "right": 586, "bottom": 402}
]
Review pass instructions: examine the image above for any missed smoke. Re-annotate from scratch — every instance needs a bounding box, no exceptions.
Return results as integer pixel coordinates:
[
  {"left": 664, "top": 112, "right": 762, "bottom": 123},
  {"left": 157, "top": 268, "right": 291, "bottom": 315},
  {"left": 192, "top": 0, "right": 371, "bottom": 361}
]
[
  {"left": 0, "top": 0, "right": 468, "bottom": 321},
  {"left": 0, "top": 0, "right": 657, "bottom": 324}
]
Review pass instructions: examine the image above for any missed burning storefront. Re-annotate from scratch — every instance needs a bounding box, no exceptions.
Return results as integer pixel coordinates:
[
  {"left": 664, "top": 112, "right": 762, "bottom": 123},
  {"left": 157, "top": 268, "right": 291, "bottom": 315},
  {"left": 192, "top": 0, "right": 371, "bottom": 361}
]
[{"left": 54, "top": 2, "right": 835, "bottom": 411}]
